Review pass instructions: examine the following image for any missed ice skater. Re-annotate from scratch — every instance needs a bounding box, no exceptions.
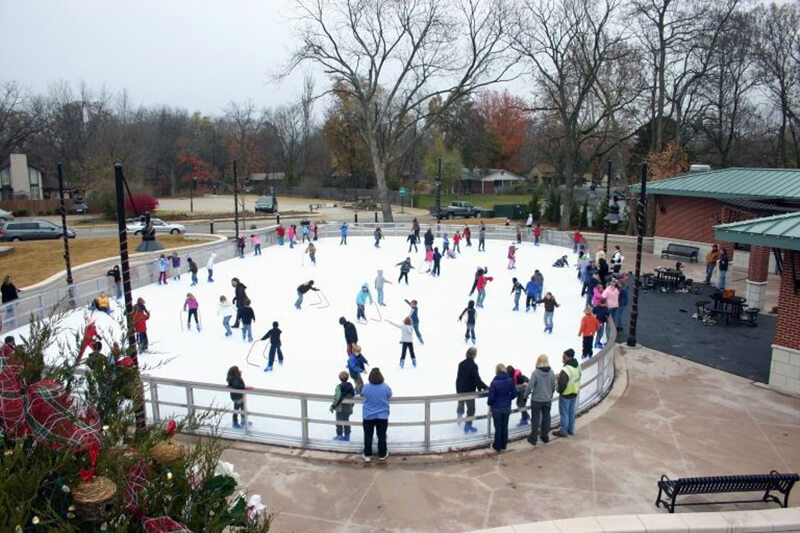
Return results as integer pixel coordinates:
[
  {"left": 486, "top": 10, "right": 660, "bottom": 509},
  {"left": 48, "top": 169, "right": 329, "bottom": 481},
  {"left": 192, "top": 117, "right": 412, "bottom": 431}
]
[
  {"left": 387, "top": 317, "right": 416, "bottom": 368},
  {"left": 553, "top": 255, "right": 569, "bottom": 268},
  {"left": 218, "top": 295, "right": 234, "bottom": 337},
  {"left": 412, "top": 218, "right": 420, "bottom": 243},
  {"left": 396, "top": 257, "right": 414, "bottom": 284},
  {"left": 424, "top": 248, "right": 434, "bottom": 273},
  {"left": 251, "top": 234, "right": 262, "bottom": 255},
  {"left": 458, "top": 300, "right": 477, "bottom": 344},
  {"left": 276, "top": 224, "right": 285, "bottom": 245},
  {"left": 288, "top": 225, "right": 297, "bottom": 248},
  {"left": 305, "top": 242, "right": 317, "bottom": 265},
  {"left": 133, "top": 298, "right": 150, "bottom": 352},
  {"left": 339, "top": 222, "right": 348, "bottom": 245},
  {"left": 356, "top": 284, "right": 373, "bottom": 323},
  {"left": 183, "top": 293, "right": 201, "bottom": 331},
  {"left": 536, "top": 292, "right": 560, "bottom": 334},
  {"left": 469, "top": 266, "right": 486, "bottom": 296},
  {"left": 295, "top": 280, "right": 319, "bottom": 309},
  {"left": 301, "top": 224, "right": 310, "bottom": 243},
  {"left": 407, "top": 230, "right": 418, "bottom": 253},
  {"left": 533, "top": 223, "right": 542, "bottom": 245},
  {"left": 432, "top": 247, "right": 442, "bottom": 277},
  {"left": 157, "top": 254, "right": 168, "bottom": 285},
  {"left": 187, "top": 257, "right": 199, "bottom": 286},
  {"left": 442, "top": 233, "right": 450, "bottom": 255},
  {"left": 453, "top": 231, "right": 462, "bottom": 253},
  {"left": 339, "top": 317, "right": 359, "bottom": 355},
  {"left": 424, "top": 228, "right": 434, "bottom": 251},
  {"left": 475, "top": 269, "right": 493, "bottom": 308},
  {"left": 578, "top": 307, "right": 600, "bottom": 359},
  {"left": 507, "top": 243, "right": 518, "bottom": 269},
  {"left": 374, "top": 269, "right": 391, "bottom": 306},
  {"left": 516, "top": 226, "right": 522, "bottom": 244},
  {"left": 478, "top": 225, "right": 486, "bottom": 252},
  {"left": 170, "top": 251, "right": 181, "bottom": 280},
  {"left": 240, "top": 299, "right": 255, "bottom": 342},
  {"left": 510, "top": 277, "right": 524, "bottom": 311},
  {"left": 206, "top": 252, "right": 216, "bottom": 282},
  {"left": 373, "top": 227, "right": 384, "bottom": 248},
  {"left": 231, "top": 278, "right": 249, "bottom": 328},
  {"left": 404, "top": 299, "right": 424, "bottom": 344},
  {"left": 260, "top": 321, "right": 283, "bottom": 371},
  {"left": 237, "top": 235, "right": 246, "bottom": 257}
]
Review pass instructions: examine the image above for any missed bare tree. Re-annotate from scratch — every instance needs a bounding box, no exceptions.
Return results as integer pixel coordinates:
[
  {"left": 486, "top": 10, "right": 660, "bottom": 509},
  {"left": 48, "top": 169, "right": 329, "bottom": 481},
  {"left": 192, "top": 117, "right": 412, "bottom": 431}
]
[
  {"left": 0, "top": 82, "right": 45, "bottom": 163},
  {"left": 223, "top": 100, "right": 264, "bottom": 180},
  {"left": 510, "top": 0, "right": 627, "bottom": 228},
  {"left": 283, "top": 0, "right": 514, "bottom": 221},
  {"left": 267, "top": 77, "right": 315, "bottom": 185}
]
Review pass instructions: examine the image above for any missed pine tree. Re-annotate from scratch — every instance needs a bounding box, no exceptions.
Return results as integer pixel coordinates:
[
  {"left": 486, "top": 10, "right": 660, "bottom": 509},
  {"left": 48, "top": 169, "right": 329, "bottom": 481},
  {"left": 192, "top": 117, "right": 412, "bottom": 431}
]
[{"left": 580, "top": 198, "right": 589, "bottom": 228}]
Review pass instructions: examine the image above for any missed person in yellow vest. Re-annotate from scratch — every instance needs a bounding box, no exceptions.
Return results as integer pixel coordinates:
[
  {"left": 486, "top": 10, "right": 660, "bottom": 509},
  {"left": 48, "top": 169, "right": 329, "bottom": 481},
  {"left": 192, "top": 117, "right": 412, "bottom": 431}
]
[
  {"left": 553, "top": 348, "right": 581, "bottom": 438},
  {"left": 92, "top": 292, "right": 112, "bottom": 315},
  {"left": 704, "top": 244, "right": 720, "bottom": 285}
]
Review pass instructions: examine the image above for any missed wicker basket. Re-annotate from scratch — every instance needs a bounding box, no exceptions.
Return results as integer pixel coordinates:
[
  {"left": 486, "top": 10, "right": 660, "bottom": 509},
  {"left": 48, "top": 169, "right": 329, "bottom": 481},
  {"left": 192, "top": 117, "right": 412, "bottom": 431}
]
[
  {"left": 72, "top": 476, "right": 118, "bottom": 523},
  {"left": 151, "top": 438, "right": 186, "bottom": 466}
]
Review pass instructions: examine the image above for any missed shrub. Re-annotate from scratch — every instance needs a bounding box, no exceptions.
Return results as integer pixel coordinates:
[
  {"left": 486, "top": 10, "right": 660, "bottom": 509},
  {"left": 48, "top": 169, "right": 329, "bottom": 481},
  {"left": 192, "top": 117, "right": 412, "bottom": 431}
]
[
  {"left": 580, "top": 198, "right": 589, "bottom": 228},
  {"left": 125, "top": 194, "right": 159, "bottom": 215},
  {"left": 543, "top": 188, "right": 561, "bottom": 224},
  {"left": 12, "top": 209, "right": 30, "bottom": 217}
]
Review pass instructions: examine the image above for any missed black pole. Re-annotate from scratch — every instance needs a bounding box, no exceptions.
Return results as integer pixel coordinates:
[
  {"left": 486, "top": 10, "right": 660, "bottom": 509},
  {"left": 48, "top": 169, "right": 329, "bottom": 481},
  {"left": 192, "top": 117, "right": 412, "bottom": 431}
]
[
  {"left": 435, "top": 158, "right": 442, "bottom": 221},
  {"left": 233, "top": 160, "right": 239, "bottom": 239},
  {"left": 114, "top": 163, "right": 146, "bottom": 430},
  {"left": 56, "top": 164, "right": 74, "bottom": 303},
  {"left": 603, "top": 159, "right": 612, "bottom": 253},
  {"left": 190, "top": 177, "right": 194, "bottom": 212},
  {"left": 627, "top": 164, "right": 647, "bottom": 347}
]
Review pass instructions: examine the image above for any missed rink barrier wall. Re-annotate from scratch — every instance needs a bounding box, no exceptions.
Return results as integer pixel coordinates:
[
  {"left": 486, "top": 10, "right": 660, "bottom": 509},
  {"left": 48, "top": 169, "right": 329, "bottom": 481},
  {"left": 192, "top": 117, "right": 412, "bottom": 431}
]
[{"left": 10, "top": 222, "right": 616, "bottom": 453}]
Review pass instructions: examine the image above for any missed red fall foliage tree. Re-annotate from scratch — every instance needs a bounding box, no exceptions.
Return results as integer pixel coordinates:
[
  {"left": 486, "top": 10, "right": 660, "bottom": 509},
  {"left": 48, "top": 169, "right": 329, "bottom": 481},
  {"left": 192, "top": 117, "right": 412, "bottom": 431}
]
[{"left": 476, "top": 90, "right": 529, "bottom": 174}]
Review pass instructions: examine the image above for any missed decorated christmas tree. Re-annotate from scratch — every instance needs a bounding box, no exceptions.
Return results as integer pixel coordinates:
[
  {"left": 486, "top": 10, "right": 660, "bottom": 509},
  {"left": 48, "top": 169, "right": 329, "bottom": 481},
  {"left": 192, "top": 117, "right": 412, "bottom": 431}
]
[{"left": 0, "top": 314, "right": 271, "bottom": 532}]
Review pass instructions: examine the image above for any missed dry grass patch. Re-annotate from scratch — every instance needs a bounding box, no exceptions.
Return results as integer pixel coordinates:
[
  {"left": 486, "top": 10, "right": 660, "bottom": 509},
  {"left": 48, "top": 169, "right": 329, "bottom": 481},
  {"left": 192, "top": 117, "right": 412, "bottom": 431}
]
[{"left": 0, "top": 235, "right": 213, "bottom": 287}]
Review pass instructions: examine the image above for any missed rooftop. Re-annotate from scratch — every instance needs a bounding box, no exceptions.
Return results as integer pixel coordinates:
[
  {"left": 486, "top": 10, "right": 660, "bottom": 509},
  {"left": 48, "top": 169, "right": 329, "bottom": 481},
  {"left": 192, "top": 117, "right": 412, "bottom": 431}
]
[
  {"left": 633, "top": 167, "right": 800, "bottom": 200},
  {"left": 714, "top": 211, "right": 800, "bottom": 251}
]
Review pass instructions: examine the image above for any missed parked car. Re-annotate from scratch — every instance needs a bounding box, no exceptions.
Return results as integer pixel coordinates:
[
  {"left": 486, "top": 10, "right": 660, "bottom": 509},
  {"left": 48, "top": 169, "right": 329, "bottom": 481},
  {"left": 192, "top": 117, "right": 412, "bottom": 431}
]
[
  {"left": 0, "top": 208, "right": 13, "bottom": 222},
  {"left": 126, "top": 218, "right": 186, "bottom": 235},
  {"left": 429, "top": 200, "right": 481, "bottom": 219},
  {"left": 254, "top": 196, "right": 278, "bottom": 213},
  {"left": 0, "top": 220, "right": 76, "bottom": 241},
  {"left": 70, "top": 202, "right": 89, "bottom": 214}
]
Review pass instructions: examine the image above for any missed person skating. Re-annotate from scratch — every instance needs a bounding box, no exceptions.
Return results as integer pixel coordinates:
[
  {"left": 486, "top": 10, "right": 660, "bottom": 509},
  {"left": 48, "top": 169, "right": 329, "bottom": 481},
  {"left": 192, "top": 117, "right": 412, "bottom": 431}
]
[
  {"left": 339, "top": 316, "right": 359, "bottom": 355},
  {"left": 305, "top": 242, "right": 317, "bottom": 265},
  {"left": 524, "top": 276, "right": 539, "bottom": 312},
  {"left": 231, "top": 278, "right": 249, "bottom": 328},
  {"left": 157, "top": 254, "right": 168, "bottom": 285},
  {"left": 424, "top": 228, "right": 434, "bottom": 251},
  {"left": 226, "top": 366, "right": 252, "bottom": 429},
  {"left": 458, "top": 300, "right": 477, "bottom": 344},
  {"left": 287, "top": 225, "right": 297, "bottom": 249},
  {"left": 295, "top": 280, "right": 319, "bottom": 309},
  {"left": 412, "top": 218, "right": 420, "bottom": 243},
  {"left": 572, "top": 231, "right": 583, "bottom": 254},
  {"left": 406, "top": 231, "right": 418, "bottom": 253},
  {"left": 276, "top": 224, "right": 286, "bottom": 245},
  {"left": 396, "top": 257, "right": 414, "bottom": 284},
  {"left": 218, "top": 295, "right": 234, "bottom": 337},
  {"left": 463, "top": 225, "right": 472, "bottom": 247},
  {"left": 403, "top": 299, "right": 424, "bottom": 343},
  {"left": 187, "top": 257, "right": 199, "bottom": 286},
  {"left": 524, "top": 354, "right": 556, "bottom": 446},
  {"left": 507, "top": 365, "right": 530, "bottom": 427},
  {"left": 536, "top": 292, "right": 560, "bottom": 334},
  {"left": 300, "top": 224, "right": 310, "bottom": 243},
  {"left": 552, "top": 255, "right": 569, "bottom": 268},
  {"left": 170, "top": 251, "right": 181, "bottom": 280},
  {"left": 373, "top": 226, "right": 384, "bottom": 248},
  {"left": 132, "top": 298, "right": 150, "bottom": 352},
  {"left": 260, "top": 321, "right": 283, "bottom": 371},
  {"left": 424, "top": 248, "right": 434, "bottom": 273},
  {"left": 478, "top": 225, "right": 486, "bottom": 252},
  {"left": 475, "top": 270, "right": 494, "bottom": 308},
  {"left": 526, "top": 213, "right": 533, "bottom": 228},
  {"left": 374, "top": 269, "right": 391, "bottom": 306},
  {"left": 183, "top": 293, "right": 201, "bottom": 331},
  {"left": 251, "top": 234, "right": 262, "bottom": 255},
  {"left": 442, "top": 233, "right": 450, "bottom": 255},
  {"left": 347, "top": 344, "right": 368, "bottom": 393},
  {"left": 312, "top": 223, "right": 319, "bottom": 241},
  {"left": 206, "top": 252, "right": 216, "bottom": 282},
  {"left": 533, "top": 223, "right": 542, "bottom": 246},
  {"left": 469, "top": 266, "right": 486, "bottom": 296},
  {"left": 356, "top": 284, "right": 374, "bottom": 323},
  {"left": 507, "top": 243, "right": 517, "bottom": 269},
  {"left": 611, "top": 245, "right": 623, "bottom": 274},
  {"left": 453, "top": 231, "right": 462, "bottom": 253},
  {"left": 553, "top": 349, "right": 581, "bottom": 438},
  {"left": 432, "top": 247, "right": 442, "bottom": 277},
  {"left": 339, "top": 222, "right": 348, "bottom": 245},
  {"left": 593, "top": 297, "right": 609, "bottom": 349},
  {"left": 237, "top": 235, "right": 246, "bottom": 257},
  {"left": 516, "top": 226, "right": 522, "bottom": 244},
  {"left": 330, "top": 371, "right": 355, "bottom": 441},
  {"left": 487, "top": 363, "right": 516, "bottom": 452},
  {"left": 387, "top": 317, "right": 416, "bottom": 368},
  {"left": 578, "top": 307, "right": 600, "bottom": 359},
  {"left": 510, "top": 277, "right": 524, "bottom": 311},
  {"left": 106, "top": 265, "right": 122, "bottom": 300},
  {"left": 455, "top": 347, "right": 488, "bottom": 433},
  {"left": 239, "top": 299, "right": 255, "bottom": 342}
]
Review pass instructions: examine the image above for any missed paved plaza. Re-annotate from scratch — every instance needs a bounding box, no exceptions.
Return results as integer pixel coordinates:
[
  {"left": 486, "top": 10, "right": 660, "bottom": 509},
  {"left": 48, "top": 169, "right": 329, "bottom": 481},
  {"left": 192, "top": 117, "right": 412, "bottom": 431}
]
[{"left": 226, "top": 346, "right": 800, "bottom": 532}]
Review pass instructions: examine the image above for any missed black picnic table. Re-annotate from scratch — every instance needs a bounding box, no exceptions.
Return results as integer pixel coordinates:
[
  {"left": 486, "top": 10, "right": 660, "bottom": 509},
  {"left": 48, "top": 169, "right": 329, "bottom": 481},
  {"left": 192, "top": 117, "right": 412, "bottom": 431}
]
[
  {"left": 654, "top": 268, "right": 684, "bottom": 292},
  {"left": 711, "top": 293, "right": 747, "bottom": 325}
]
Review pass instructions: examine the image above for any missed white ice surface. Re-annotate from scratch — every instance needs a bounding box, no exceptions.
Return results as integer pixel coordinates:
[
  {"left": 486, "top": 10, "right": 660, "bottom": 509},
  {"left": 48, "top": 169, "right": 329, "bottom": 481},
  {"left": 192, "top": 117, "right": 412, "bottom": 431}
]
[{"left": 13, "top": 235, "right": 597, "bottom": 444}]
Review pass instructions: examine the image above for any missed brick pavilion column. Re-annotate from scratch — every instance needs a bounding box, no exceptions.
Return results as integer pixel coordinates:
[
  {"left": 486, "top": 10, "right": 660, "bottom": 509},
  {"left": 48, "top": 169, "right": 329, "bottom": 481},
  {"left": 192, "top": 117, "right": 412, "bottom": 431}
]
[
  {"left": 770, "top": 250, "right": 800, "bottom": 393},
  {"left": 746, "top": 245, "right": 770, "bottom": 311}
]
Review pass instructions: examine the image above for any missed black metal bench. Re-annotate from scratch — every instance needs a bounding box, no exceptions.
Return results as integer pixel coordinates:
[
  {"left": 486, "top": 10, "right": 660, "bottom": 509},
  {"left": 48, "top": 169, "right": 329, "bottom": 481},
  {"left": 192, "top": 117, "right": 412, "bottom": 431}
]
[
  {"left": 661, "top": 243, "right": 700, "bottom": 263},
  {"left": 656, "top": 471, "right": 799, "bottom": 513}
]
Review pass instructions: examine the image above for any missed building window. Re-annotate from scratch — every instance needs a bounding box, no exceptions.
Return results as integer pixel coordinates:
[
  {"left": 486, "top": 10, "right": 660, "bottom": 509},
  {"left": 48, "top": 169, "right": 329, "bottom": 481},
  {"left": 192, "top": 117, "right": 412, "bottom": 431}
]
[
  {"left": 0, "top": 168, "right": 9, "bottom": 188},
  {"left": 29, "top": 168, "right": 41, "bottom": 200}
]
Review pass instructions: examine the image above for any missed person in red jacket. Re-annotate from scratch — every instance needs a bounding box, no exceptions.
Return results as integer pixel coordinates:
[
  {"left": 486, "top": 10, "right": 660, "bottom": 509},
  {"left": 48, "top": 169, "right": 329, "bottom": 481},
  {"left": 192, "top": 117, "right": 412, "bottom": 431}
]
[
  {"left": 475, "top": 270, "right": 494, "bottom": 308},
  {"left": 572, "top": 230, "right": 583, "bottom": 254},
  {"left": 463, "top": 225, "right": 472, "bottom": 247},
  {"left": 276, "top": 224, "right": 286, "bottom": 246},
  {"left": 133, "top": 297, "right": 150, "bottom": 352},
  {"left": 453, "top": 231, "right": 462, "bottom": 254},
  {"left": 533, "top": 223, "right": 542, "bottom": 246}
]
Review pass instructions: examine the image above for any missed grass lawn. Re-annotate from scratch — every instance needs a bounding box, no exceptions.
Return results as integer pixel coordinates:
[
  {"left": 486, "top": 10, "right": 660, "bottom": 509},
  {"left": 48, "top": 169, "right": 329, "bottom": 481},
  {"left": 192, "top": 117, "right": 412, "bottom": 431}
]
[
  {"left": 412, "top": 193, "right": 532, "bottom": 210},
  {"left": 0, "top": 235, "right": 210, "bottom": 287}
]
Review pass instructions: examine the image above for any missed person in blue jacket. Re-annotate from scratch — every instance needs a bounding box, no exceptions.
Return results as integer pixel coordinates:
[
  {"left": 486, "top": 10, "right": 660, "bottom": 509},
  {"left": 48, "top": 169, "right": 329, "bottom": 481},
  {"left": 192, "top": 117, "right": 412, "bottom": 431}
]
[
  {"left": 487, "top": 363, "right": 517, "bottom": 452},
  {"left": 347, "top": 344, "right": 368, "bottom": 393},
  {"left": 339, "top": 222, "right": 348, "bottom": 245},
  {"left": 404, "top": 299, "right": 423, "bottom": 343},
  {"left": 356, "top": 283, "right": 373, "bottom": 323},
  {"left": 361, "top": 367, "right": 392, "bottom": 462},
  {"left": 616, "top": 276, "right": 630, "bottom": 332}
]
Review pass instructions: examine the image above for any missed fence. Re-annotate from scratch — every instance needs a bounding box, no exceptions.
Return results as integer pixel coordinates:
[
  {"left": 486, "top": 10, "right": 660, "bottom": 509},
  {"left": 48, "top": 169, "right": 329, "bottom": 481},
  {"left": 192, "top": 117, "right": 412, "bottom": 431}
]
[{"left": 271, "top": 185, "right": 411, "bottom": 207}]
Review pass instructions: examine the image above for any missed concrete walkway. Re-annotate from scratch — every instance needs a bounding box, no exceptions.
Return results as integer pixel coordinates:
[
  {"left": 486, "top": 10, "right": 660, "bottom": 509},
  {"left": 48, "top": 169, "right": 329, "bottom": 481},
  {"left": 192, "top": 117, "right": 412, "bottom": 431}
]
[{"left": 224, "top": 346, "right": 800, "bottom": 532}]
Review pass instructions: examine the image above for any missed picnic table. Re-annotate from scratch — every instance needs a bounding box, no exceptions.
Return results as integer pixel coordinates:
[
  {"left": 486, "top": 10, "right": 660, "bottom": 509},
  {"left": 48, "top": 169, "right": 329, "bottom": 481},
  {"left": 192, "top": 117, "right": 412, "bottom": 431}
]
[
  {"left": 711, "top": 293, "right": 747, "bottom": 325},
  {"left": 654, "top": 267, "right": 684, "bottom": 292}
]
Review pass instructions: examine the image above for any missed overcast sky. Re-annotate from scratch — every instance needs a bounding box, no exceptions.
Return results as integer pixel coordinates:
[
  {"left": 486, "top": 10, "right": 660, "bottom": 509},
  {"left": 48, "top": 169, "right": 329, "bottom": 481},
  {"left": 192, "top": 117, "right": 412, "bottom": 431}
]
[{"left": 0, "top": 0, "right": 316, "bottom": 115}]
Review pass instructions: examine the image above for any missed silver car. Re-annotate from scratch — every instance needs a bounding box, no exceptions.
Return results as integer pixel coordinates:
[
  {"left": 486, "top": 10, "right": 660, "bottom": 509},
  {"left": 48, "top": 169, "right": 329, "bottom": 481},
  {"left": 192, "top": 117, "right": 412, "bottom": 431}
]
[
  {"left": 0, "top": 220, "right": 76, "bottom": 241},
  {"left": 126, "top": 218, "right": 186, "bottom": 235}
]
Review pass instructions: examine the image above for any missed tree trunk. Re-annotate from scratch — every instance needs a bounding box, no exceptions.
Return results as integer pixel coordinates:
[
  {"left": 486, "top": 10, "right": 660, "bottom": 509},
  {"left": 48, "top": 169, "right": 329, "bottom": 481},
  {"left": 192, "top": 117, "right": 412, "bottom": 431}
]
[
  {"left": 169, "top": 165, "right": 175, "bottom": 197},
  {"left": 560, "top": 143, "right": 575, "bottom": 229}
]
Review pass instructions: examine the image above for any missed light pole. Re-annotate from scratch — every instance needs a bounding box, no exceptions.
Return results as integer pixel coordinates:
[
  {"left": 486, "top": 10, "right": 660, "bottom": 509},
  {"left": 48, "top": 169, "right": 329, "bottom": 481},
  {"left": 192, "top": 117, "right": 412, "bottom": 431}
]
[
  {"left": 233, "top": 160, "right": 240, "bottom": 239},
  {"left": 56, "top": 163, "right": 74, "bottom": 291},
  {"left": 435, "top": 158, "right": 442, "bottom": 224},
  {"left": 627, "top": 164, "right": 648, "bottom": 347},
  {"left": 190, "top": 175, "right": 197, "bottom": 212},
  {"left": 602, "top": 160, "right": 612, "bottom": 252}
]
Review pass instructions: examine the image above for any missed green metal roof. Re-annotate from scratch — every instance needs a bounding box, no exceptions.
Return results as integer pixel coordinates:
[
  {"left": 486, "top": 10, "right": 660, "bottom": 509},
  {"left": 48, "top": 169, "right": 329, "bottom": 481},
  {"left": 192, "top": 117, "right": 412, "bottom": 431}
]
[
  {"left": 631, "top": 168, "right": 800, "bottom": 199},
  {"left": 714, "top": 211, "right": 800, "bottom": 250}
]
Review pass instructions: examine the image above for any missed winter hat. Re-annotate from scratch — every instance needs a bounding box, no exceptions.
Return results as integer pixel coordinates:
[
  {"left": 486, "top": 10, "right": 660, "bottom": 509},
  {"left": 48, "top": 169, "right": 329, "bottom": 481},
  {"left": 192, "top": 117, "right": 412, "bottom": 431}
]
[
  {"left": 564, "top": 348, "right": 576, "bottom": 359},
  {"left": 378, "top": 269, "right": 383, "bottom": 274},
  {"left": 339, "top": 317, "right": 346, "bottom": 325},
  {"left": 362, "top": 283, "right": 368, "bottom": 289}
]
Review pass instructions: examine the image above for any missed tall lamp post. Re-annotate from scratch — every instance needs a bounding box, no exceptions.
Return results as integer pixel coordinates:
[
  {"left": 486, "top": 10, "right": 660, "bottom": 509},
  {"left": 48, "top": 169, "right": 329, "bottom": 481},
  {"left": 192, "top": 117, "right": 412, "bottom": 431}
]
[
  {"left": 233, "top": 160, "right": 239, "bottom": 239},
  {"left": 56, "top": 164, "right": 74, "bottom": 304},
  {"left": 627, "top": 164, "right": 648, "bottom": 347},
  {"left": 602, "top": 160, "right": 612, "bottom": 252},
  {"left": 190, "top": 175, "right": 197, "bottom": 212},
  {"left": 435, "top": 158, "right": 442, "bottom": 225}
]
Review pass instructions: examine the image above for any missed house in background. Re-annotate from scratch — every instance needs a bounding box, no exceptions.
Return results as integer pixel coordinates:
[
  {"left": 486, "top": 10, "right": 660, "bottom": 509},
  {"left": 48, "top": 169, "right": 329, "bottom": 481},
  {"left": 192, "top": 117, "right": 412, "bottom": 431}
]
[
  {"left": 0, "top": 154, "right": 45, "bottom": 201},
  {"left": 460, "top": 168, "right": 525, "bottom": 194},
  {"left": 528, "top": 163, "right": 556, "bottom": 188}
]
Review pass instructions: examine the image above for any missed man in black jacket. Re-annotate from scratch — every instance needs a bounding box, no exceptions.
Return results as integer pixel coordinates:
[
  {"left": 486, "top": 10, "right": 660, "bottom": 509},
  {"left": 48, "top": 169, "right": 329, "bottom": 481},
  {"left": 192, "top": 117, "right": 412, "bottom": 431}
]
[
  {"left": 231, "top": 278, "right": 249, "bottom": 328},
  {"left": 455, "top": 347, "right": 488, "bottom": 433},
  {"left": 339, "top": 316, "right": 358, "bottom": 356}
]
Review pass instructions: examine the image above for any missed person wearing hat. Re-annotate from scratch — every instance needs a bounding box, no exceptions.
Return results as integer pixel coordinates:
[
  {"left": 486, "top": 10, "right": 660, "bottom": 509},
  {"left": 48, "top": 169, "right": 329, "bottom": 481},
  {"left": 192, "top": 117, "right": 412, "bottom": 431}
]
[
  {"left": 347, "top": 344, "right": 368, "bottom": 393},
  {"left": 339, "top": 316, "right": 359, "bottom": 355},
  {"left": 553, "top": 348, "right": 581, "bottom": 438},
  {"left": 356, "top": 283, "right": 373, "bottom": 323},
  {"left": 705, "top": 244, "right": 721, "bottom": 285}
]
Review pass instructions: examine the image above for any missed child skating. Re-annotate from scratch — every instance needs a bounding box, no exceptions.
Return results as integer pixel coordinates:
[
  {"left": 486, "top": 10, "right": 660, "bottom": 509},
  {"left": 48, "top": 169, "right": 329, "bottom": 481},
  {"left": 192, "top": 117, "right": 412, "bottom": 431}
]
[
  {"left": 237, "top": 235, "right": 246, "bottom": 257},
  {"left": 288, "top": 225, "right": 297, "bottom": 248},
  {"left": 339, "top": 222, "right": 348, "bottom": 245},
  {"left": 453, "top": 231, "right": 461, "bottom": 253},
  {"left": 157, "top": 254, "right": 168, "bottom": 285},
  {"left": 305, "top": 242, "right": 317, "bottom": 265},
  {"left": 478, "top": 225, "right": 486, "bottom": 251},
  {"left": 187, "top": 257, "right": 198, "bottom": 286},
  {"left": 533, "top": 223, "right": 542, "bottom": 245},
  {"left": 404, "top": 299, "right": 424, "bottom": 343},
  {"left": 356, "top": 284, "right": 373, "bottom": 323},
  {"left": 510, "top": 277, "right": 524, "bottom": 311},
  {"left": 458, "top": 300, "right": 477, "bottom": 344},
  {"left": 536, "top": 292, "right": 560, "bottom": 334},
  {"left": 442, "top": 233, "right": 449, "bottom": 255},
  {"left": 240, "top": 299, "right": 255, "bottom": 342},
  {"left": 432, "top": 247, "right": 442, "bottom": 277},
  {"left": 218, "top": 295, "right": 234, "bottom": 337},
  {"left": 387, "top": 317, "right": 416, "bottom": 368},
  {"left": 373, "top": 227, "right": 383, "bottom": 248},
  {"left": 424, "top": 248, "right": 434, "bottom": 273},
  {"left": 507, "top": 243, "right": 518, "bottom": 269},
  {"left": 206, "top": 252, "right": 216, "bottom": 282},
  {"left": 170, "top": 251, "right": 181, "bottom": 280},
  {"left": 407, "top": 231, "right": 418, "bottom": 252},
  {"left": 183, "top": 293, "right": 200, "bottom": 331},
  {"left": 347, "top": 344, "right": 368, "bottom": 392},
  {"left": 463, "top": 225, "right": 472, "bottom": 247},
  {"left": 475, "top": 270, "right": 494, "bottom": 308},
  {"left": 133, "top": 298, "right": 150, "bottom": 352},
  {"left": 330, "top": 371, "right": 355, "bottom": 441},
  {"left": 375, "top": 269, "right": 391, "bottom": 306},
  {"left": 578, "top": 307, "right": 600, "bottom": 359},
  {"left": 251, "top": 234, "right": 262, "bottom": 255},
  {"left": 396, "top": 257, "right": 414, "bottom": 284},
  {"left": 260, "top": 321, "right": 283, "bottom": 371}
]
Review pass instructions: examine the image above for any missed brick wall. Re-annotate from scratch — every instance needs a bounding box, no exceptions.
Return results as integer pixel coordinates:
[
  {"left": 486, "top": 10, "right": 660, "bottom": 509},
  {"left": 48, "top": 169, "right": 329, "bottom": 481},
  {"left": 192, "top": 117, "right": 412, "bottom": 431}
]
[
  {"left": 654, "top": 196, "right": 724, "bottom": 243},
  {"left": 748, "top": 245, "right": 771, "bottom": 283},
  {"left": 774, "top": 251, "right": 800, "bottom": 351}
]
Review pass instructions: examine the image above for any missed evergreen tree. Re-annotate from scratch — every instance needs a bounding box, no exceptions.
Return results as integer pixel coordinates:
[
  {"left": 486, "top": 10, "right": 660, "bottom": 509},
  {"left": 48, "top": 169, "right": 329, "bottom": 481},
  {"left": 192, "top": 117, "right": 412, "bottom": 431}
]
[
  {"left": 544, "top": 188, "right": 561, "bottom": 224},
  {"left": 580, "top": 198, "right": 589, "bottom": 228}
]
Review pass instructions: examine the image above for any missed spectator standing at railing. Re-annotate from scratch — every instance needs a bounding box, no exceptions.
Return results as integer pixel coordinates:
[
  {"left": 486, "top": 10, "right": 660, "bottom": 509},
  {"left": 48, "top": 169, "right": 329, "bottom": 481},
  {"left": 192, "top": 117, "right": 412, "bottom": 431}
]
[
  {"left": 487, "top": 363, "right": 516, "bottom": 452},
  {"left": 1, "top": 275, "right": 20, "bottom": 305},
  {"left": 226, "top": 365, "right": 251, "bottom": 430},
  {"left": 611, "top": 245, "right": 624, "bottom": 274},
  {"left": 597, "top": 251, "right": 609, "bottom": 284},
  {"left": 524, "top": 354, "right": 556, "bottom": 446},
  {"left": 602, "top": 280, "right": 620, "bottom": 333},
  {"left": 553, "top": 349, "right": 581, "bottom": 438},
  {"left": 330, "top": 371, "right": 355, "bottom": 441},
  {"left": 250, "top": 234, "right": 262, "bottom": 256},
  {"left": 361, "top": 367, "right": 392, "bottom": 462},
  {"left": 106, "top": 265, "right": 122, "bottom": 300},
  {"left": 455, "top": 347, "right": 488, "bottom": 433}
]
